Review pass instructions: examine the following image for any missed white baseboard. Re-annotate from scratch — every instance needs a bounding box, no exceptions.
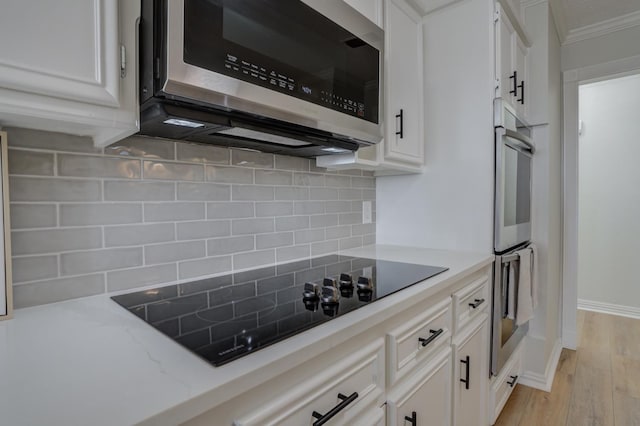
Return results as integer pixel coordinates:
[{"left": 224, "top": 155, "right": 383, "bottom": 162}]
[
  {"left": 578, "top": 299, "right": 640, "bottom": 319},
  {"left": 519, "top": 338, "right": 562, "bottom": 392}
]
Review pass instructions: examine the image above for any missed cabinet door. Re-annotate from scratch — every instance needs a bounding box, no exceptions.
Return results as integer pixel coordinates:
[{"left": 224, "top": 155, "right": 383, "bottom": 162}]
[
  {"left": 0, "top": 0, "right": 139, "bottom": 147},
  {"left": 384, "top": 0, "right": 424, "bottom": 166},
  {"left": 0, "top": 0, "right": 120, "bottom": 107},
  {"left": 495, "top": 6, "right": 516, "bottom": 102},
  {"left": 452, "top": 315, "right": 489, "bottom": 426},
  {"left": 386, "top": 347, "right": 452, "bottom": 426}
]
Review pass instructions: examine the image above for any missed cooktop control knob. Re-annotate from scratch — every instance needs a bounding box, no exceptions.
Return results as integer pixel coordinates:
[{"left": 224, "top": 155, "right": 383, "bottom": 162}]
[
  {"left": 303, "top": 282, "right": 319, "bottom": 300},
  {"left": 321, "top": 285, "right": 340, "bottom": 304},
  {"left": 339, "top": 273, "right": 353, "bottom": 288},
  {"left": 339, "top": 273, "right": 354, "bottom": 297},
  {"left": 303, "top": 298, "right": 319, "bottom": 312},
  {"left": 323, "top": 277, "right": 337, "bottom": 288},
  {"left": 356, "top": 276, "right": 373, "bottom": 291}
]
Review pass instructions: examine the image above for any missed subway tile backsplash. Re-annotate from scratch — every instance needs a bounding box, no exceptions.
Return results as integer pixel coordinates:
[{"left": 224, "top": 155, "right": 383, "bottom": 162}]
[{"left": 7, "top": 128, "right": 376, "bottom": 308}]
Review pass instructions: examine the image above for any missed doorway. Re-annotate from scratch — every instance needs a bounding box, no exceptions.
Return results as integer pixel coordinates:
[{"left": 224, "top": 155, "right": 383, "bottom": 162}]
[{"left": 562, "top": 56, "right": 640, "bottom": 349}]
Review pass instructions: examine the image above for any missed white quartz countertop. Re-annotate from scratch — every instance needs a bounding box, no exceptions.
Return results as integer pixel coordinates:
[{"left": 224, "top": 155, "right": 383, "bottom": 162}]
[{"left": 0, "top": 244, "right": 493, "bottom": 426}]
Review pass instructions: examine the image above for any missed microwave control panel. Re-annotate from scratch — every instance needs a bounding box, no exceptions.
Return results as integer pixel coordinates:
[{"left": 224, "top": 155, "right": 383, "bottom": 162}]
[{"left": 223, "top": 53, "right": 367, "bottom": 120}]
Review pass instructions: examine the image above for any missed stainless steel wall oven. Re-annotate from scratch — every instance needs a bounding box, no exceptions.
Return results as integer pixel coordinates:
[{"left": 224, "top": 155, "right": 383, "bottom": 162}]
[{"left": 491, "top": 99, "right": 534, "bottom": 376}]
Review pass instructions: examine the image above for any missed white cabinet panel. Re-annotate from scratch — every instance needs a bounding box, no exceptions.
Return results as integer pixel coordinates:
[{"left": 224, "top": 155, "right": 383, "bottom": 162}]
[
  {"left": 384, "top": 0, "right": 424, "bottom": 165},
  {"left": 233, "top": 339, "right": 385, "bottom": 426},
  {"left": 0, "top": 0, "right": 119, "bottom": 107},
  {"left": 0, "top": 0, "right": 139, "bottom": 147},
  {"left": 386, "top": 347, "right": 452, "bottom": 426},
  {"left": 495, "top": 4, "right": 528, "bottom": 121},
  {"left": 489, "top": 340, "right": 523, "bottom": 424},
  {"left": 452, "top": 315, "right": 489, "bottom": 426},
  {"left": 386, "top": 297, "right": 451, "bottom": 386},
  {"left": 452, "top": 274, "right": 490, "bottom": 334}
]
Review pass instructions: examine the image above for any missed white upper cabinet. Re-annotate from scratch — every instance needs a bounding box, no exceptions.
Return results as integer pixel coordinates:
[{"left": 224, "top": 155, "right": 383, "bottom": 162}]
[
  {"left": 0, "top": 0, "right": 139, "bottom": 147},
  {"left": 318, "top": 0, "right": 424, "bottom": 175},
  {"left": 383, "top": 0, "right": 424, "bottom": 166},
  {"left": 495, "top": 2, "right": 530, "bottom": 121}
]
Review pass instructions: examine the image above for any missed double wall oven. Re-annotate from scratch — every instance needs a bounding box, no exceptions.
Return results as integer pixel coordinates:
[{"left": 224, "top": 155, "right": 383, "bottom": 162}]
[{"left": 491, "top": 99, "right": 534, "bottom": 376}]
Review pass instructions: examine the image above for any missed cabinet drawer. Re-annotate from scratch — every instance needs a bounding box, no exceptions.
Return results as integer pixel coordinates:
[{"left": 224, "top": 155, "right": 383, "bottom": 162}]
[
  {"left": 490, "top": 340, "right": 523, "bottom": 424},
  {"left": 386, "top": 297, "right": 451, "bottom": 386},
  {"left": 233, "top": 338, "right": 385, "bottom": 426},
  {"left": 452, "top": 273, "right": 490, "bottom": 333}
]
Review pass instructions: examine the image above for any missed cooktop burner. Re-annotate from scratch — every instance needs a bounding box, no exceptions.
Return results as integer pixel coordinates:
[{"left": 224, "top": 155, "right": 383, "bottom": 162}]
[{"left": 112, "top": 255, "right": 447, "bottom": 366}]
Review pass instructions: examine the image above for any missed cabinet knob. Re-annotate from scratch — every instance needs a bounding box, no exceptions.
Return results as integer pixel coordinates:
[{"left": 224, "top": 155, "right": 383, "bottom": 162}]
[{"left": 507, "top": 375, "right": 518, "bottom": 387}]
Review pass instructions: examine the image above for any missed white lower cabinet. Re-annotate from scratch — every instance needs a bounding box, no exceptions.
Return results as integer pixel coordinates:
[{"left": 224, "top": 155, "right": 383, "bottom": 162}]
[
  {"left": 185, "top": 265, "right": 493, "bottom": 426},
  {"left": 489, "top": 339, "right": 523, "bottom": 424},
  {"left": 386, "top": 346, "right": 452, "bottom": 426},
  {"left": 452, "top": 314, "right": 490, "bottom": 426},
  {"left": 386, "top": 297, "right": 451, "bottom": 387},
  {"left": 232, "top": 339, "right": 385, "bottom": 426}
]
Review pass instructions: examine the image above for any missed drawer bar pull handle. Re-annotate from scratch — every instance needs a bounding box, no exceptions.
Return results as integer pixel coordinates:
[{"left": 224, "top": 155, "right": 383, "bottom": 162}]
[
  {"left": 418, "top": 328, "right": 444, "bottom": 347},
  {"left": 395, "top": 109, "right": 404, "bottom": 139},
  {"left": 311, "top": 392, "right": 358, "bottom": 426},
  {"left": 460, "top": 355, "right": 470, "bottom": 390},
  {"left": 469, "top": 298, "right": 485, "bottom": 309},
  {"left": 507, "top": 375, "right": 518, "bottom": 387},
  {"left": 405, "top": 411, "right": 417, "bottom": 425},
  {"left": 517, "top": 80, "right": 525, "bottom": 104},
  {"left": 509, "top": 71, "right": 518, "bottom": 95}
]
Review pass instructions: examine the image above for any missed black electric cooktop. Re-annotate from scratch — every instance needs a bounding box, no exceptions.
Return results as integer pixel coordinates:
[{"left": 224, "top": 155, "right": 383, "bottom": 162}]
[{"left": 112, "top": 255, "right": 448, "bottom": 366}]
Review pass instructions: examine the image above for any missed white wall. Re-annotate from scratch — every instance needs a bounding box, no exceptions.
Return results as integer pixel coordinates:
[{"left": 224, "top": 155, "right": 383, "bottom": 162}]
[
  {"left": 578, "top": 73, "right": 640, "bottom": 311},
  {"left": 376, "top": 0, "right": 495, "bottom": 252},
  {"left": 518, "top": 2, "right": 563, "bottom": 388}
]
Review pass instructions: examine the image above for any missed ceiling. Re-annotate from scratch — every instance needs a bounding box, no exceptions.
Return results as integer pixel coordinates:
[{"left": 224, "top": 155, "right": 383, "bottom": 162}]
[{"left": 551, "top": 0, "right": 640, "bottom": 42}]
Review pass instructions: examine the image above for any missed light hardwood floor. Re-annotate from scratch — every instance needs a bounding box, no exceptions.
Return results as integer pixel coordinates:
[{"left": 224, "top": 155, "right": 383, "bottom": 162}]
[{"left": 495, "top": 310, "right": 640, "bottom": 426}]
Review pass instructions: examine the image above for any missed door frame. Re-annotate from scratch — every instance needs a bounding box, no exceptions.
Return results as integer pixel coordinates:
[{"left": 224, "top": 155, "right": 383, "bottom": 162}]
[{"left": 562, "top": 55, "right": 640, "bottom": 349}]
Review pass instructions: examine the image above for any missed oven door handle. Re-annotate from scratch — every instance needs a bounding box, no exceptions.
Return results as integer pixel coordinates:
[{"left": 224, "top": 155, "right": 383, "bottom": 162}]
[{"left": 497, "top": 127, "right": 535, "bottom": 154}]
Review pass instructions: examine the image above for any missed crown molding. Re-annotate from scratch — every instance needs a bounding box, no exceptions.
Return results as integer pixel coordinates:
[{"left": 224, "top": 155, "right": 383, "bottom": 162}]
[
  {"left": 548, "top": 0, "right": 569, "bottom": 43},
  {"left": 521, "top": 0, "right": 568, "bottom": 43},
  {"left": 564, "top": 9, "right": 640, "bottom": 45}
]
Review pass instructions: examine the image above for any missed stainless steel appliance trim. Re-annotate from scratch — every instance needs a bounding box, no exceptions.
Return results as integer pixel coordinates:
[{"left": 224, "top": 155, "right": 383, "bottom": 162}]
[
  {"left": 163, "top": 0, "right": 384, "bottom": 145},
  {"left": 504, "top": 128, "right": 534, "bottom": 153},
  {"left": 500, "top": 252, "right": 519, "bottom": 263},
  {"left": 491, "top": 250, "right": 529, "bottom": 376}
]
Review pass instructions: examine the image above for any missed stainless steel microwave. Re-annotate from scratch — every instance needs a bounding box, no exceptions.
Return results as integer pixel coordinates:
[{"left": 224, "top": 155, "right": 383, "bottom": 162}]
[{"left": 139, "top": 0, "right": 384, "bottom": 157}]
